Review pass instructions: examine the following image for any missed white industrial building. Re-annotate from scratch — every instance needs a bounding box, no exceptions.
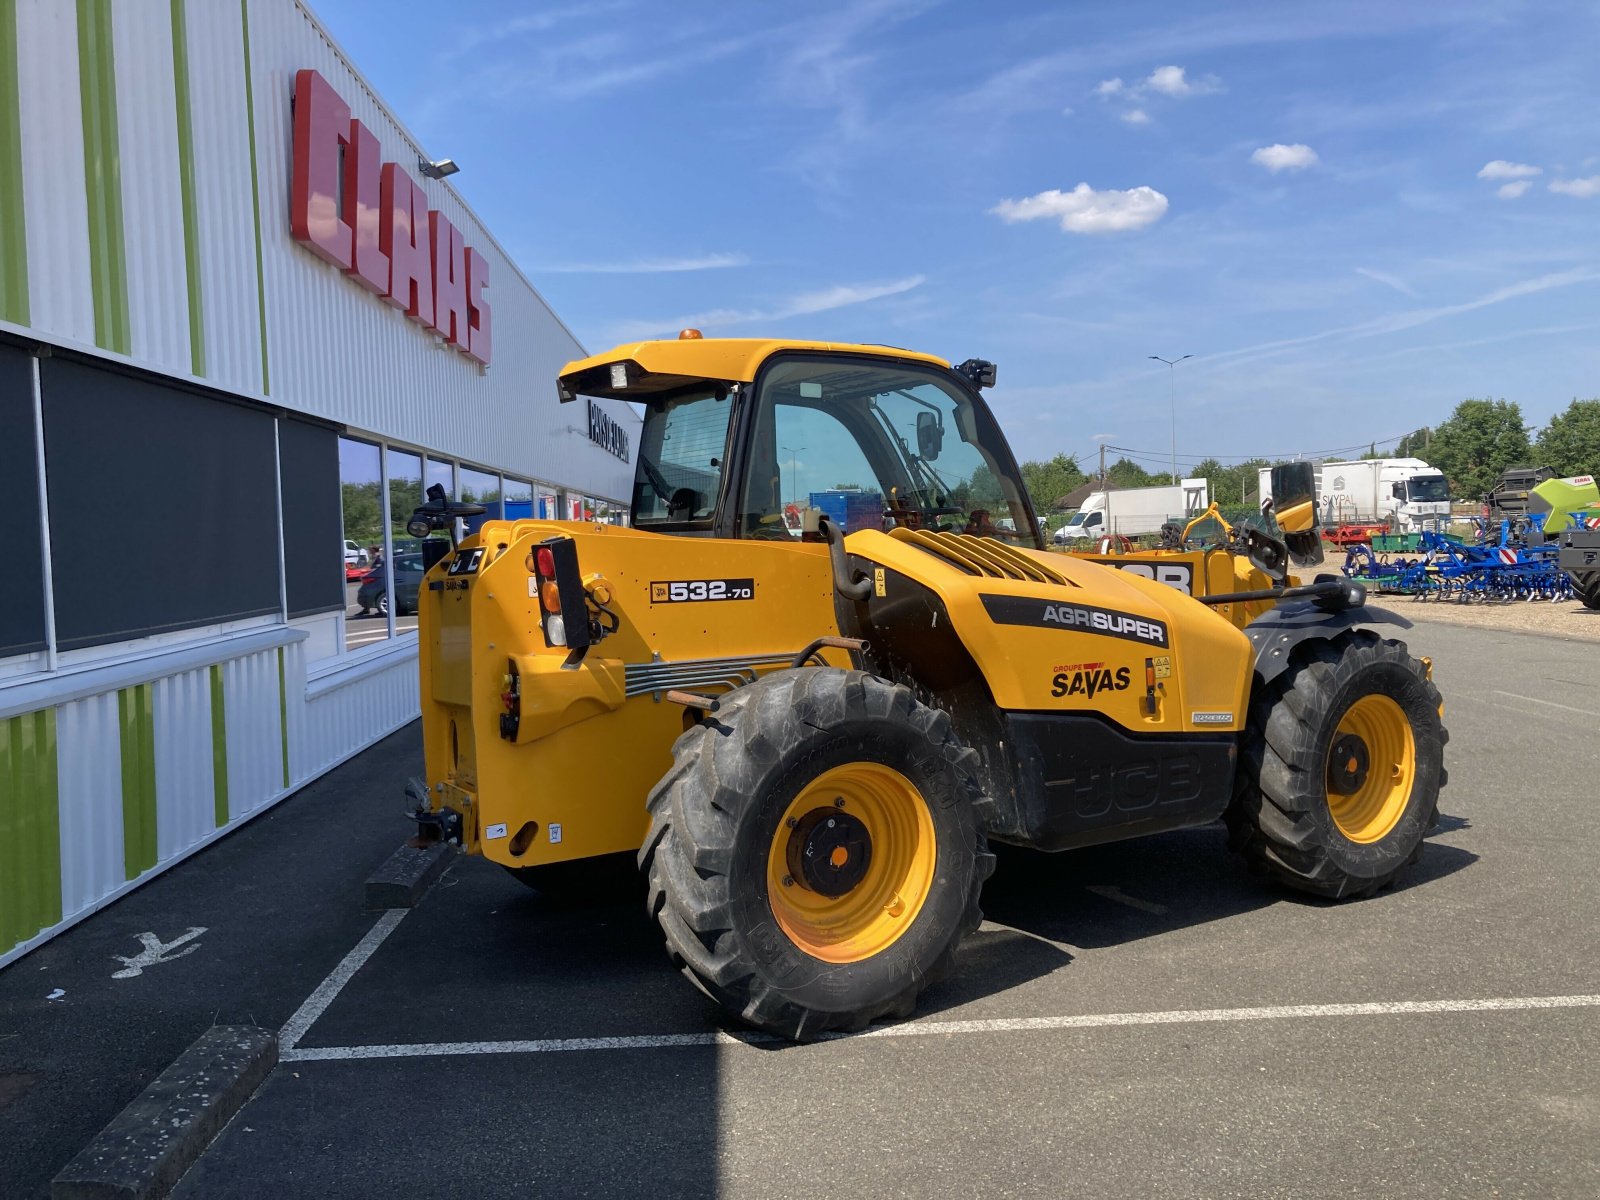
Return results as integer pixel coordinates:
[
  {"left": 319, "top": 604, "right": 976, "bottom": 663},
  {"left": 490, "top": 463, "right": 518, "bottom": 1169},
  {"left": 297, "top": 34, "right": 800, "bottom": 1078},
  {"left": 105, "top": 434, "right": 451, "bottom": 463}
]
[{"left": 0, "top": 0, "right": 639, "bottom": 966}]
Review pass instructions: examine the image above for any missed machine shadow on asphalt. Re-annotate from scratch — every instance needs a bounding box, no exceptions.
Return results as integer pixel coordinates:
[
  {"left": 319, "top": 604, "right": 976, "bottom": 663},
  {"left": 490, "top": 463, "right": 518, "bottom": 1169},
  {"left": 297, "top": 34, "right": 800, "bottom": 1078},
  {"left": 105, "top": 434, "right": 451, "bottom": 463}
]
[
  {"left": 346, "top": 813, "right": 1480, "bottom": 1053},
  {"left": 956, "top": 817, "right": 1477, "bottom": 957}
]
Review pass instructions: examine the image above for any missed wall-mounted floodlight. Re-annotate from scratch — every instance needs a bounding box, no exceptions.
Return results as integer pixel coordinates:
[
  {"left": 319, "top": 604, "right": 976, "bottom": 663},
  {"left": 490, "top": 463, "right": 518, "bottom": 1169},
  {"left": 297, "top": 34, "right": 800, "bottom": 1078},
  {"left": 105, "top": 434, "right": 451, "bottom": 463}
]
[{"left": 419, "top": 157, "right": 460, "bottom": 179}]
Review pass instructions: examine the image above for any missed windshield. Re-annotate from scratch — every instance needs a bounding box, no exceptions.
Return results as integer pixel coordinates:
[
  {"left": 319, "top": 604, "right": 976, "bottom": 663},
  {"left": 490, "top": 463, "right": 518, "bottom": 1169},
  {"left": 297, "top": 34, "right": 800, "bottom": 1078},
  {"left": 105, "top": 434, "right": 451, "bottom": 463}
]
[
  {"left": 630, "top": 387, "right": 735, "bottom": 527},
  {"left": 1405, "top": 474, "right": 1450, "bottom": 502},
  {"left": 737, "top": 356, "right": 1040, "bottom": 546}
]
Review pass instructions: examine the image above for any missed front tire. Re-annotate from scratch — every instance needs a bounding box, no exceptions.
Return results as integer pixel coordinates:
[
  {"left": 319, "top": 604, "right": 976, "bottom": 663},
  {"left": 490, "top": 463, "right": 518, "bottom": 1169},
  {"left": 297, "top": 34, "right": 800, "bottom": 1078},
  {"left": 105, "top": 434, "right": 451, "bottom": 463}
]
[
  {"left": 639, "top": 668, "right": 994, "bottom": 1040},
  {"left": 1226, "top": 629, "right": 1446, "bottom": 899}
]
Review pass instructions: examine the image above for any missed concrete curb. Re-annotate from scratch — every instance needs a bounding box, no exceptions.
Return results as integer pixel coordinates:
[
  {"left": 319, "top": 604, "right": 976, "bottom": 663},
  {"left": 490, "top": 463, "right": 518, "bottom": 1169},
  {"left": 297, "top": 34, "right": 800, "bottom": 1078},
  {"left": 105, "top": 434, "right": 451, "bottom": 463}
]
[
  {"left": 364, "top": 840, "right": 456, "bottom": 910},
  {"left": 51, "top": 1025, "right": 277, "bottom": 1200}
]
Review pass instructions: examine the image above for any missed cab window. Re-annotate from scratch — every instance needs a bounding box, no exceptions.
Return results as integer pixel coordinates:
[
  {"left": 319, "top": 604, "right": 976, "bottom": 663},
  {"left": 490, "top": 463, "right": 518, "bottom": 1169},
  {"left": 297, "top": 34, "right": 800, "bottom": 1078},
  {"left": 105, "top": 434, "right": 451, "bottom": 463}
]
[
  {"left": 738, "top": 356, "right": 1038, "bottom": 545},
  {"left": 631, "top": 388, "right": 734, "bottom": 529}
]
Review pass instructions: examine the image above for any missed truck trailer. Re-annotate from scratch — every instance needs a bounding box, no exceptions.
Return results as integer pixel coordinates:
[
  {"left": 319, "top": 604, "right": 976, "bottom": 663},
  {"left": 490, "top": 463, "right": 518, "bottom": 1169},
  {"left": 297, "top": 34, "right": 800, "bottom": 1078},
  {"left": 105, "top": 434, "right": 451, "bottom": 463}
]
[
  {"left": 1259, "top": 458, "right": 1449, "bottom": 534},
  {"left": 1057, "top": 479, "right": 1210, "bottom": 542}
]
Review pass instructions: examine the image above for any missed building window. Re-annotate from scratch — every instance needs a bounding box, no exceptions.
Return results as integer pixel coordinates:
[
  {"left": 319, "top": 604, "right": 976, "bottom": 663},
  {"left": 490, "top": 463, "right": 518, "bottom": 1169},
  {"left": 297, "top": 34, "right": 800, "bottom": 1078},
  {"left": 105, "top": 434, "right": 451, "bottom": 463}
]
[
  {"left": 278, "top": 418, "right": 344, "bottom": 619},
  {"left": 460, "top": 464, "right": 501, "bottom": 512},
  {"left": 43, "top": 356, "right": 279, "bottom": 651},
  {"left": 503, "top": 476, "right": 532, "bottom": 521},
  {"left": 386, "top": 447, "right": 424, "bottom": 638},
  {"left": 339, "top": 437, "right": 387, "bottom": 652},
  {"left": 0, "top": 344, "right": 46, "bottom": 660},
  {"left": 425, "top": 455, "right": 454, "bottom": 500}
]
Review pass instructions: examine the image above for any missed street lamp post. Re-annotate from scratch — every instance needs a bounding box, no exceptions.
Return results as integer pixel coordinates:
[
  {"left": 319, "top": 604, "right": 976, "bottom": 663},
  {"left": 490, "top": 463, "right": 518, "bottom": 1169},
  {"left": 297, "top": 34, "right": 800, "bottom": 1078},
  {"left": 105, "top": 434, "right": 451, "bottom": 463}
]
[
  {"left": 783, "top": 445, "right": 806, "bottom": 509},
  {"left": 1148, "top": 355, "right": 1193, "bottom": 482}
]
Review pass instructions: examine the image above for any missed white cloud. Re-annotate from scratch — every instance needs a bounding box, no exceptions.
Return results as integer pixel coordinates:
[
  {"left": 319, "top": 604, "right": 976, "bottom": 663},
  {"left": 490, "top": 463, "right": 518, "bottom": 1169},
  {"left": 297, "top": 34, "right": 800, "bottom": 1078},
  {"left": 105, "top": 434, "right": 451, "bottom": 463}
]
[
  {"left": 540, "top": 253, "right": 749, "bottom": 274},
  {"left": 991, "top": 183, "right": 1169, "bottom": 234},
  {"left": 1496, "top": 180, "right": 1532, "bottom": 200},
  {"left": 1550, "top": 176, "right": 1600, "bottom": 198},
  {"left": 1094, "top": 78, "right": 1124, "bottom": 96},
  {"left": 1355, "top": 267, "right": 1417, "bottom": 297},
  {"left": 611, "top": 275, "right": 926, "bottom": 339},
  {"left": 1121, "top": 108, "right": 1150, "bottom": 125},
  {"left": 1144, "top": 65, "right": 1221, "bottom": 96},
  {"left": 1251, "top": 143, "right": 1319, "bottom": 172},
  {"left": 1477, "top": 160, "right": 1541, "bottom": 180}
]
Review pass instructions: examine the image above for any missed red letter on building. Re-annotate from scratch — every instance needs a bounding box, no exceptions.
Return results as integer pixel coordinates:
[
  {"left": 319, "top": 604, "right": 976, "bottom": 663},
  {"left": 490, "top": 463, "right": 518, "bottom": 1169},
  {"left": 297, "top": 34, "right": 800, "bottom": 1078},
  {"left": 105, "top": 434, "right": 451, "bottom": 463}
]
[
  {"left": 429, "top": 212, "right": 468, "bottom": 346},
  {"left": 380, "top": 163, "right": 432, "bottom": 320},
  {"left": 465, "top": 246, "right": 492, "bottom": 366},
  {"left": 290, "top": 70, "right": 353, "bottom": 269},
  {"left": 343, "top": 119, "right": 389, "bottom": 294}
]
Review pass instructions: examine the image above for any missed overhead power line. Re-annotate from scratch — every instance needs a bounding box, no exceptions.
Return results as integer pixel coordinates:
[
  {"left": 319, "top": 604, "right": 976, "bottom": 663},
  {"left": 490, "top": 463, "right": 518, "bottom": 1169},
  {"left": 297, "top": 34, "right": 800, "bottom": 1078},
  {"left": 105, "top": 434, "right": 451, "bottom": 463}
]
[{"left": 1099, "top": 432, "right": 1418, "bottom": 466}]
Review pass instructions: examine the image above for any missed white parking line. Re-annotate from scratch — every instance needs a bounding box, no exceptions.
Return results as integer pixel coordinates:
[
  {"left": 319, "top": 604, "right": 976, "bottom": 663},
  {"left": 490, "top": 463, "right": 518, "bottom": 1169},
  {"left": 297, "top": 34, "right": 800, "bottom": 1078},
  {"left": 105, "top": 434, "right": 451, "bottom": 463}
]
[
  {"left": 1492, "top": 690, "right": 1600, "bottom": 718},
  {"left": 278, "top": 992, "right": 1600, "bottom": 1062},
  {"left": 279, "top": 909, "right": 407, "bottom": 1052}
]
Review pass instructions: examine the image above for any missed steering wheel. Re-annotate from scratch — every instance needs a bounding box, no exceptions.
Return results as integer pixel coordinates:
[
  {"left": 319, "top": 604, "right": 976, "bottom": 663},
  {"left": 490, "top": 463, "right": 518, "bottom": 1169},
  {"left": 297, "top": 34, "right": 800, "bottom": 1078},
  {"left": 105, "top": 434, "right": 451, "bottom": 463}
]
[{"left": 667, "top": 488, "right": 701, "bottom": 521}]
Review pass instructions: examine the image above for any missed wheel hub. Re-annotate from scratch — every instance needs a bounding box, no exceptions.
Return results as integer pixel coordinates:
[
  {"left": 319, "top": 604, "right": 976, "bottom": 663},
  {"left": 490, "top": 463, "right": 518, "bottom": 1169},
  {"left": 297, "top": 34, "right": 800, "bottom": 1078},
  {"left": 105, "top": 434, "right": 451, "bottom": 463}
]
[
  {"left": 786, "top": 808, "right": 873, "bottom": 898},
  {"left": 1327, "top": 733, "right": 1371, "bottom": 794}
]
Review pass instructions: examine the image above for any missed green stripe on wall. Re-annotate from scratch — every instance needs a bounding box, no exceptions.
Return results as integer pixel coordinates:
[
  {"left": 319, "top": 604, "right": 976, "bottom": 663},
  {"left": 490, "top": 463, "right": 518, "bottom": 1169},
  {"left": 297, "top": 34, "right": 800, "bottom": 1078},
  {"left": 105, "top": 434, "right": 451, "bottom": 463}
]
[
  {"left": 118, "top": 684, "right": 158, "bottom": 879},
  {"left": 210, "top": 664, "right": 229, "bottom": 827},
  {"left": 76, "top": 0, "right": 130, "bottom": 355},
  {"left": 0, "top": 0, "right": 29, "bottom": 326},
  {"left": 169, "top": 0, "right": 205, "bottom": 376},
  {"left": 239, "top": 0, "right": 268, "bottom": 394},
  {"left": 276, "top": 646, "right": 289, "bottom": 788},
  {"left": 0, "top": 710, "right": 62, "bottom": 955}
]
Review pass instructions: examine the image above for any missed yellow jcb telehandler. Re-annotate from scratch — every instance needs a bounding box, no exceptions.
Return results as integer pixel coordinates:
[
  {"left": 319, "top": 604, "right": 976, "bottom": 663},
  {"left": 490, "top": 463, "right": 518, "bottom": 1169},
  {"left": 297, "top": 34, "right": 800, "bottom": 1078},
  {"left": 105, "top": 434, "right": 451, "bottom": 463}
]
[{"left": 404, "top": 335, "right": 1446, "bottom": 1040}]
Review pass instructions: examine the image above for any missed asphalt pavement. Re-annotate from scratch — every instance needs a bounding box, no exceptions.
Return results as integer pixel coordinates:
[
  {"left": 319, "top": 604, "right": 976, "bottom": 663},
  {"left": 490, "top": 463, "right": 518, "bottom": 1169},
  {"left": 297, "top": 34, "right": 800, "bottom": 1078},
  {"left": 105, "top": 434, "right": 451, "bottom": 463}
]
[{"left": 4, "top": 618, "right": 1598, "bottom": 1198}]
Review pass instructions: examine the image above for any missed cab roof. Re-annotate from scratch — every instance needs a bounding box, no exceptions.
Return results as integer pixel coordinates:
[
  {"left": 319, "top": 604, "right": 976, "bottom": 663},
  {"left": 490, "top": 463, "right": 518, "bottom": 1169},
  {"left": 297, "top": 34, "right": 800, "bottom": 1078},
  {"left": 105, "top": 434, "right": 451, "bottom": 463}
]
[{"left": 558, "top": 337, "right": 952, "bottom": 402}]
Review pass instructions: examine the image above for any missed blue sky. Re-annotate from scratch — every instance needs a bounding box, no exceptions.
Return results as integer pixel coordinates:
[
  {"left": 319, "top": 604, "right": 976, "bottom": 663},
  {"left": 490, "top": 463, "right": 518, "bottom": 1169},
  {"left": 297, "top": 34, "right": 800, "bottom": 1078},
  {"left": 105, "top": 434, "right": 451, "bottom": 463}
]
[{"left": 317, "top": 0, "right": 1599, "bottom": 474}]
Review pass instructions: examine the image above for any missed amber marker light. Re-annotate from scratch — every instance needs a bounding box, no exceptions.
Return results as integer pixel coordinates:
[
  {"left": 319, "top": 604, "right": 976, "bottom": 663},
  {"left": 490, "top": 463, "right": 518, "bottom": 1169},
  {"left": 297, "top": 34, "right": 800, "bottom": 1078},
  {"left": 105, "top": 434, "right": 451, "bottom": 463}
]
[{"left": 679, "top": 328, "right": 703, "bottom": 339}]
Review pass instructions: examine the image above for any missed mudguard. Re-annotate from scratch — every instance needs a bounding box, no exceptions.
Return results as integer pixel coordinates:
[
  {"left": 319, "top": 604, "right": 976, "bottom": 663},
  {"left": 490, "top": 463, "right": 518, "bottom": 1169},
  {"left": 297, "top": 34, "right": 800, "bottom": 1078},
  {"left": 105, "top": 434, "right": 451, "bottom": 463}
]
[{"left": 1243, "top": 601, "right": 1413, "bottom": 685}]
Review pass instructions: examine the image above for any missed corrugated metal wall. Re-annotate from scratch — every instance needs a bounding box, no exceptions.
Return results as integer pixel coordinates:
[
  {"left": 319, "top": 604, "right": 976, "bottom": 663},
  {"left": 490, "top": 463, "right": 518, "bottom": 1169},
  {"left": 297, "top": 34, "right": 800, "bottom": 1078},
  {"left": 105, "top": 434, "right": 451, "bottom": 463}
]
[
  {"left": 299, "top": 653, "right": 419, "bottom": 779},
  {"left": 0, "top": 0, "right": 647, "bottom": 968},
  {"left": 1, "top": 0, "right": 638, "bottom": 502},
  {"left": 1, "top": 631, "right": 420, "bottom": 968}
]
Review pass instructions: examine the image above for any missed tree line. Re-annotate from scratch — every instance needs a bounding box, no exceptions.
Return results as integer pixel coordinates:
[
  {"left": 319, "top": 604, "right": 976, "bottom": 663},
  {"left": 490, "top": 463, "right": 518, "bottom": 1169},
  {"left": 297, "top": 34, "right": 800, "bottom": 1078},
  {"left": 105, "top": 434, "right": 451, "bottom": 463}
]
[
  {"left": 1013, "top": 398, "right": 1600, "bottom": 518},
  {"left": 1380, "top": 397, "right": 1600, "bottom": 499}
]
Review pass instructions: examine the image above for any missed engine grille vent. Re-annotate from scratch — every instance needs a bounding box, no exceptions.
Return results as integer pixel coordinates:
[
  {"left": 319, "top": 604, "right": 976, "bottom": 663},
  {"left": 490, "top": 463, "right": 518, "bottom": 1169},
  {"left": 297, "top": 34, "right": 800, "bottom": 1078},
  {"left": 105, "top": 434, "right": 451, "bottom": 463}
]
[{"left": 888, "top": 529, "right": 1076, "bottom": 586}]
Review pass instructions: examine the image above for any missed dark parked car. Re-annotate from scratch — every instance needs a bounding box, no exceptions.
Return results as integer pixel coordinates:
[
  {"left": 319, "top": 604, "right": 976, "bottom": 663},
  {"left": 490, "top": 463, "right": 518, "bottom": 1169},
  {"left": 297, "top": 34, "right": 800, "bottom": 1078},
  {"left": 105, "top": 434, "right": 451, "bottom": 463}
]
[{"left": 355, "top": 553, "right": 423, "bottom": 617}]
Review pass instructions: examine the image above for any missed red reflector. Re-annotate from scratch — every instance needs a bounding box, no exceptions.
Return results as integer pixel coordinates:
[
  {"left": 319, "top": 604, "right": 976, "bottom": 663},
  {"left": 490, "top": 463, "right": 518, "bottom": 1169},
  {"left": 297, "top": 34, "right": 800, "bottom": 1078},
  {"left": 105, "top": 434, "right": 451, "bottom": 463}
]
[{"left": 536, "top": 547, "right": 556, "bottom": 576}]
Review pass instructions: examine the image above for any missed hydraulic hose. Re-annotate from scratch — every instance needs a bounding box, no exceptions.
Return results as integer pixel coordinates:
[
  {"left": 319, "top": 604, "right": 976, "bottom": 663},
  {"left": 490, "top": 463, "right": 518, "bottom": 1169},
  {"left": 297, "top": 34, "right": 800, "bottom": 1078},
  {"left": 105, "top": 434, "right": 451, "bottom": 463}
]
[{"left": 820, "top": 516, "right": 873, "bottom": 601}]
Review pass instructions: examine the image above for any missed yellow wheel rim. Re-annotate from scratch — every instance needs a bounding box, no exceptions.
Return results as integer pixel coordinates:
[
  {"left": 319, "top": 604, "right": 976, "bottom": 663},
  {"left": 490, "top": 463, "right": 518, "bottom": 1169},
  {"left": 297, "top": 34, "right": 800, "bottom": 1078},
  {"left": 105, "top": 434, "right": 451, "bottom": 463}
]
[
  {"left": 765, "top": 762, "right": 937, "bottom": 964},
  {"left": 1326, "top": 694, "right": 1416, "bottom": 843}
]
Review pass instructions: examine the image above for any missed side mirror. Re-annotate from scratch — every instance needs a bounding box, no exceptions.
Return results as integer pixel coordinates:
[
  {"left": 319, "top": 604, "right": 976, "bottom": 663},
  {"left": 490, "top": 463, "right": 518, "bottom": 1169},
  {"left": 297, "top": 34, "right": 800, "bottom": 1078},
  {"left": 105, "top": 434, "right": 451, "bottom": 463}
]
[
  {"left": 916, "top": 411, "right": 943, "bottom": 461},
  {"left": 1270, "top": 462, "right": 1315, "bottom": 532},
  {"left": 1268, "top": 462, "right": 1323, "bottom": 567}
]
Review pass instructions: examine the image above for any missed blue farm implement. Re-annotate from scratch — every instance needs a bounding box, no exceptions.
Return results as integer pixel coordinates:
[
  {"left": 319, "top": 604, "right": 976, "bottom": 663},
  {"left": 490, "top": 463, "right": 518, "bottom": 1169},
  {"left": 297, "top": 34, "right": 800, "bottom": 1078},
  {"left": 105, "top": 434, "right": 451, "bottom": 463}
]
[{"left": 1342, "top": 528, "right": 1575, "bottom": 603}]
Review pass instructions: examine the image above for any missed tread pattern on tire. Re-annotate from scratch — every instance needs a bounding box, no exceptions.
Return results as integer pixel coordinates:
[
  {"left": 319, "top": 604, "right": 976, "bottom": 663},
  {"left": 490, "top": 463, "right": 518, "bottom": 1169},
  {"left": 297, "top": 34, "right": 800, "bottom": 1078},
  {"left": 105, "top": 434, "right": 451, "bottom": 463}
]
[
  {"left": 638, "top": 668, "right": 996, "bottom": 1039},
  {"left": 1575, "top": 571, "right": 1600, "bottom": 611},
  {"left": 1225, "top": 629, "right": 1448, "bottom": 900}
]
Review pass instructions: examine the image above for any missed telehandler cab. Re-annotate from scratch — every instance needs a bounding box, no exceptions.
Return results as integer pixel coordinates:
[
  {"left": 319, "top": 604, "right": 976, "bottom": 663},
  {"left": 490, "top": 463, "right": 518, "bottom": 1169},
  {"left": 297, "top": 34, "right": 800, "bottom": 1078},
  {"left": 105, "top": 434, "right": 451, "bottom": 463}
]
[{"left": 406, "top": 335, "right": 1446, "bottom": 1040}]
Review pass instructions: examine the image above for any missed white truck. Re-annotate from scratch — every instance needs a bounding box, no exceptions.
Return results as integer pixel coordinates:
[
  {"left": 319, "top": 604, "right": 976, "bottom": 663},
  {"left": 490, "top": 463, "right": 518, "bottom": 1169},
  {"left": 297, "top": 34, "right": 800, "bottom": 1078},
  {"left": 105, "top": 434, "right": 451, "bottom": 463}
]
[
  {"left": 1055, "top": 478, "right": 1210, "bottom": 543},
  {"left": 1258, "top": 457, "right": 1450, "bottom": 534}
]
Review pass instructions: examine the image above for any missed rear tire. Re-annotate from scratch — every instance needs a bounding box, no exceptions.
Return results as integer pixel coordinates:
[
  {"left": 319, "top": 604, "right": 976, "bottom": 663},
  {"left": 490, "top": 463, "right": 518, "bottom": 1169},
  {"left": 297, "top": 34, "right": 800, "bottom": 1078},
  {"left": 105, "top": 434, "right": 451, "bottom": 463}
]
[
  {"left": 640, "top": 668, "right": 994, "bottom": 1040},
  {"left": 1226, "top": 629, "right": 1446, "bottom": 899}
]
